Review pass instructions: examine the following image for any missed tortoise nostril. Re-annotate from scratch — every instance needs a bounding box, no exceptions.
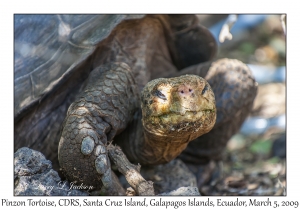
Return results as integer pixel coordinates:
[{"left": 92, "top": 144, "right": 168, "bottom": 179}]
[
  {"left": 189, "top": 89, "right": 192, "bottom": 92},
  {"left": 181, "top": 90, "right": 184, "bottom": 94}
]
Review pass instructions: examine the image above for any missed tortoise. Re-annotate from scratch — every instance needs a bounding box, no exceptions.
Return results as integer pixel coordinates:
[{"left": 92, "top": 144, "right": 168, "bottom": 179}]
[{"left": 14, "top": 14, "right": 257, "bottom": 195}]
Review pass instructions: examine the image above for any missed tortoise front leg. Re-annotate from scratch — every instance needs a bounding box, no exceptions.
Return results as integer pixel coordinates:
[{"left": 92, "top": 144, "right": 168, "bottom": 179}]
[{"left": 58, "top": 62, "right": 139, "bottom": 194}]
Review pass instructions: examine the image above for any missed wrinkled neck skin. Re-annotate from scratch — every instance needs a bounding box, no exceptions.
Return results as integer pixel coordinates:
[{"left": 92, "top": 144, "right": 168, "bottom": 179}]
[{"left": 116, "top": 75, "right": 216, "bottom": 165}]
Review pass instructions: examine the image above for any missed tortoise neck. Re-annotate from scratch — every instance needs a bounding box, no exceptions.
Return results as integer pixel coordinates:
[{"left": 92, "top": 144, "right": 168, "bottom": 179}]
[{"left": 115, "top": 110, "right": 192, "bottom": 165}]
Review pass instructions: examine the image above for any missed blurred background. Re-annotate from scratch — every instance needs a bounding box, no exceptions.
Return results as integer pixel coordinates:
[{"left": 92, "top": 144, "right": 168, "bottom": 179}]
[{"left": 198, "top": 14, "right": 286, "bottom": 195}]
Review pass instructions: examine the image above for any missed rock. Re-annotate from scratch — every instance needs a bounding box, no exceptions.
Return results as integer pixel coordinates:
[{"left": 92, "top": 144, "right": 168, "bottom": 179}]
[
  {"left": 14, "top": 147, "right": 88, "bottom": 196},
  {"left": 14, "top": 147, "right": 52, "bottom": 178},
  {"left": 141, "top": 159, "right": 197, "bottom": 194},
  {"left": 159, "top": 187, "right": 200, "bottom": 196}
]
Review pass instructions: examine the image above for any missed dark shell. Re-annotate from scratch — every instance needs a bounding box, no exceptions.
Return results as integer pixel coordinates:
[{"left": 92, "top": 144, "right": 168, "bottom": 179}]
[{"left": 14, "top": 14, "right": 144, "bottom": 120}]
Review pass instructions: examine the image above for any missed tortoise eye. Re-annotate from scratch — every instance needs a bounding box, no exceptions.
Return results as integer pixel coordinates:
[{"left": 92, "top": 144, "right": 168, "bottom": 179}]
[
  {"left": 202, "top": 84, "right": 208, "bottom": 95},
  {"left": 154, "top": 90, "right": 167, "bottom": 100}
]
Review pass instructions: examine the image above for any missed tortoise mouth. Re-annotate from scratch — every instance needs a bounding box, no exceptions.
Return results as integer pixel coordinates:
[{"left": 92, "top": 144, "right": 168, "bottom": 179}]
[
  {"left": 148, "top": 109, "right": 215, "bottom": 127},
  {"left": 153, "top": 109, "right": 214, "bottom": 122}
]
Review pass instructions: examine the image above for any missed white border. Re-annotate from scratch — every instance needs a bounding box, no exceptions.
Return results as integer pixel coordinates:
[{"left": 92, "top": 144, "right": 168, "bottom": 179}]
[{"left": 2, "top": 0, "right": 297, "bottom": 209}]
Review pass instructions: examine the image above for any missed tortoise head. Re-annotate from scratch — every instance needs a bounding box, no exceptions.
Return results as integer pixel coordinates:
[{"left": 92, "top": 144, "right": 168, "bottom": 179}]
[{"left": 141, "top": 75, "right": 216, "bottom": 141}]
